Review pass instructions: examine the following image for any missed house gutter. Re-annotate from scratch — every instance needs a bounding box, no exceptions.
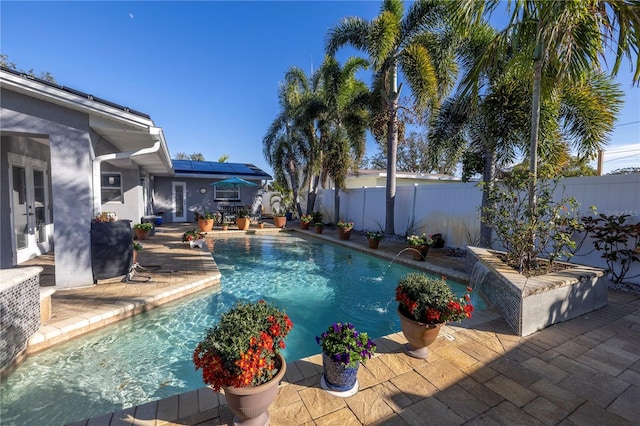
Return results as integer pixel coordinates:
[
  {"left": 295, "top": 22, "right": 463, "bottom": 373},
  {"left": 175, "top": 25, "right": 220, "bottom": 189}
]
[{"left": 92, "top": 129, "right": 163, "bottom": 215}]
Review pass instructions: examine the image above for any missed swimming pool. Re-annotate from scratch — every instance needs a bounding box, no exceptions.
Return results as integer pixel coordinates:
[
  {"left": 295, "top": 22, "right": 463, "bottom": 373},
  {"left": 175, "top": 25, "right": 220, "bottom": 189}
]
[{"left": 0, "top": 234, "right": 485, "bottom": 425}]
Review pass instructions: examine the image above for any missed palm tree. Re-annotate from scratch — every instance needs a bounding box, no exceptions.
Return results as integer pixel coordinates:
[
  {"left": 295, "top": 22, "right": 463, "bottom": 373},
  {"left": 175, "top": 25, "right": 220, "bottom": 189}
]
[
  {"left": 317, "top": 56, "right": 370, "bottom": 223},
  {"left": 460, "top": 0, "right": 640, "bottom": 218},
  {"left": 263, "top": 67, "right": 315, "bottom": 217},
  {"left": 326, "top": 0, "right": 457, "bottom": 235}
]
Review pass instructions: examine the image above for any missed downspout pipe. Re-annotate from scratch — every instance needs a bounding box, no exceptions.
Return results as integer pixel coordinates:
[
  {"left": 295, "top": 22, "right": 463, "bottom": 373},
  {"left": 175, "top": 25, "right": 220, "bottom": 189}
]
[{"left": 92, "top": 140, "right": 162, "bottom": 216}]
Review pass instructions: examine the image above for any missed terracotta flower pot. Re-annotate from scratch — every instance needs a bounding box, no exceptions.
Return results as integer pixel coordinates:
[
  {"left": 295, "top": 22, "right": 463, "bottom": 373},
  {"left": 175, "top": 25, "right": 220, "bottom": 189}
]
[
  {"left": 273, "top": 216, "right": 287, "bottom": 228},
  {"left": 236, "top": 217, "right": 251, "bottom": 230},
  {"left": 367, "top": 238, "right": 380, "bottom": 249},
  {"left": 315, "top": 225, "right": 324, "bottom": 234},
  {"left": 222, "top": 354, "right": 286, "bottom": 425},
  {"left": 134, "top": 228, "right": 151, "bottom": 240},
  {"left": 398, "top": 308, "right": 442, "bottom": 359},
  {"left": 301, "top": 222, "right": 310, "bottom": 230},
  {"left": 410, "top": 244, "right": 429, "bottom": 261},
  {"left": 198, "top": 218, "right": 214, "bottom": 232},
  {"left": 338, "top": 228, "right": 352, "bottom": 240}
]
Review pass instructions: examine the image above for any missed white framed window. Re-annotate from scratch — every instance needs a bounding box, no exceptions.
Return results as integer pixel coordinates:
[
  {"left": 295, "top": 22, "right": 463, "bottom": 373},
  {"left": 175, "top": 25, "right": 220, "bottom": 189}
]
[
  {"left": 101, "top": 172, "right": 123, "bottom": 203},
  {"left": 214, "top": 187, "right": 240, "bottom": 201}
]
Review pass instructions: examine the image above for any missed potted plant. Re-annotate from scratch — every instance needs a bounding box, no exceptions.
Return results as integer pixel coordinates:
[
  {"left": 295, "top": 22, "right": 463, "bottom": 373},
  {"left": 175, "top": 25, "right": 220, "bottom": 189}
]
[
  {"left": 431, "top": 233, "right": 445, "bottom": 249},
  {"left": 272, "top": 207, "right": 287, "bottom": 228},
  {"left": 315, "top": 322, "right": 376, "bottom": 395},
  {"left": 396, "top": 273, "right": 473, "bottom": 358},
  {"left": 193, "top": 300, "right": 293, "bottom": 425},
  {"left": 236, "top": 208, "right": 251, "bottom": 231},
  {"left": 364, "top": 231, "right": 384, "bottom": 249},
  {"left": 300, "top": 214, "right": 313, "bottom": 230},
  {"left": 314, "top": 222, "right": 324, "bottom": 234},
  {"left": 258, "top": 220, "right": 265, "bottom": 229},
  {"left": 336, "top": 220, "right": 354, "bottom": 240},
  {"left": 221, "top": 221, "right": 231, "bottom": 231},
  {"left": 182, "top": 228, "right": 206, "bottom": 248},
  {"left": 195, "top": 210, "right": 217, "bottom": 232},
  {"left": 406, "top": 233, "right": 433, "bottom": 261},
  {"left": 133, "top": 222, "right": 153, "bottom": 240},
  {"left": 132, "top": 241, "right": 143, "bottom": 265}
]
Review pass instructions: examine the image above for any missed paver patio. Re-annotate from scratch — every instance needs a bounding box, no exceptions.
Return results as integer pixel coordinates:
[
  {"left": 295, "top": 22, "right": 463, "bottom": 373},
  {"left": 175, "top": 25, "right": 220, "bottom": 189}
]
[{"left": 16, "top": 222, "right": 640, "bottom": 425}]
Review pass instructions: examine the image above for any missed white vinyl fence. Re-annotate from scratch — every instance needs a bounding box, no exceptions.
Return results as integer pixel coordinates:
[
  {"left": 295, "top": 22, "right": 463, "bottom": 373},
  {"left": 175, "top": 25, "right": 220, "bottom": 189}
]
[{"left": 315, "top": 174, "right": 640, "bottom": 283}]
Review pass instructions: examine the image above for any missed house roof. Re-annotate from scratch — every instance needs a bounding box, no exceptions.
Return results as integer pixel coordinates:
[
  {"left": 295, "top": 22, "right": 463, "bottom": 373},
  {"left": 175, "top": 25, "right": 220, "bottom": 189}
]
[
  {"left": 1, "top": 66, "right": 173, "bottom": 175},
  {"left": 348, "top": 169, "right": 459, "bottom": 181},
  {"left": 172, "top": 160, "right": 272, "bottom": 180}
]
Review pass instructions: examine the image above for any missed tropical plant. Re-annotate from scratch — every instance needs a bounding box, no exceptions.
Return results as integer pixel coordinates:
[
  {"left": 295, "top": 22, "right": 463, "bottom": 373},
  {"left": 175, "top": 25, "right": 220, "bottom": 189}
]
[
  {"left": 428, "top": 21, "right": 622, "bottom": 246},
  {"left": 269, "top": 183, "right": 294, "bottom": 216},
  {"left": 317, "top": 56, "right": 370, "bottom": 223},
  {"left": 315, "top": 322, "right": 376, "bottom": 368},
  {"left": 336, "top": 220, "right": 354, "bottom": 230},
  {"left": 263, "top": 67, "right": 316, "bottom": 218},
  {"left": 236, "top": 208, "right": 250, "bottom": 218},
  {"left": 459, "top": 0, "right": 640, "bottom": 244},
  {"left": 193, "top": 300, "right": 293, "bottom": 392},
  {"left": 327, "top": 0, "right": 458, "bottom": 234},
  {"left": 182, "top": 229, "right": 205, "bottom": 242},
  {"left": 194, "top": 210, "right": 219, "bottom": 221},
  {"left": 396, "top": 273, "right": 474, "bottom": 324},
  {"left": 311, "top": 211, "right": 323, "bottom": 224},
  {"left": 133, "top": 223, "right": 153, "bottom": 231},
  {"left": 581, "top": 212, "right": 640, "bottom": 284},
  {"left": 365, "top": 231, "right": 385, "bottom": 240},
  {"left": 481, "top": 170, "right": 583, "bottom": 274},
  {"left": 407, "top": 233, "right": 433, "bottom": 246},
  {"left": 300, "top": 214, "right": 313, "bottom": 224},
  {"left": 92, "top": 212, "right": 117, "bottom": 222}
]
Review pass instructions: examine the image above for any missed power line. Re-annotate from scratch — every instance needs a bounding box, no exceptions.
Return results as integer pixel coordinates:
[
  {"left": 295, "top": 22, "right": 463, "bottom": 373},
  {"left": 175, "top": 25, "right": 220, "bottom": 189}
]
[{"left": 615, "top": 120, "right": 640, "bottom": 127}]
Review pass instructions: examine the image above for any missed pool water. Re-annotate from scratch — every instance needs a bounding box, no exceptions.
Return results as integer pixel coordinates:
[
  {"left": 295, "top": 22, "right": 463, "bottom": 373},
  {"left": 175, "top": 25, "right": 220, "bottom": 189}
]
[{"left": 0, "top": 234, "right": 485, "bottom": 425}]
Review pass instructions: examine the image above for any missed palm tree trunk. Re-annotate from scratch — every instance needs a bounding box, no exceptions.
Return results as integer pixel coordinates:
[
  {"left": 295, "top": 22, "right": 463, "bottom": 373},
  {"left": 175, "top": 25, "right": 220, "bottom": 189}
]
[
  {"left": 334, "top": 187, "right": 340, "bottom": 225},
  {"left": 306, "top": 175, "right": 319, "bottom": 214},
  {"left": 480, "top": 144, "right": 496, "bottom": 247},
  {"left": 527, "top": 54, "right": 543, "bottom": 265},
  {"left": 385, "top": 65, "right": 399, "bottom": 235}
]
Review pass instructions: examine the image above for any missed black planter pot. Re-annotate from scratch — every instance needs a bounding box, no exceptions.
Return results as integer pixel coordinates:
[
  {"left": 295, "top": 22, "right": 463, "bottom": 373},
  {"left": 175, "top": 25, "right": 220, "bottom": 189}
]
[{"left": 90, "top": 220, "right": 133, "bottom": 282}]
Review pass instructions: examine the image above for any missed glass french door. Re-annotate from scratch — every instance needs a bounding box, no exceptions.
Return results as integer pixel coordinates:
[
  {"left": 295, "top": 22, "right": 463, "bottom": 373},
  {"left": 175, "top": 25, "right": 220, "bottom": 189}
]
[
  {"left": 173, "top": 182, "right": 187, "bottom": 222},
  {"left": 9, "top": 154, "right": 52, "bottom": 264}
]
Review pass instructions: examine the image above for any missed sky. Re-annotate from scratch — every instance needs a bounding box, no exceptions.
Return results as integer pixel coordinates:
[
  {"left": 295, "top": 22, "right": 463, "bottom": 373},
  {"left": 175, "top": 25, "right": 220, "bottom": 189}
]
[{"left": 2, "top": 1, "right": 639, "bottom": 177}]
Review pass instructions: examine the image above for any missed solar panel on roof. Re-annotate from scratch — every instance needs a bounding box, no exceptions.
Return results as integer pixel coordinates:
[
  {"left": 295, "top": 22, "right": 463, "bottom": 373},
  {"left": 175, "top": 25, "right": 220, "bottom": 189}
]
[{"left": 191, "top": 162, "right": 212, "bottom": 172}]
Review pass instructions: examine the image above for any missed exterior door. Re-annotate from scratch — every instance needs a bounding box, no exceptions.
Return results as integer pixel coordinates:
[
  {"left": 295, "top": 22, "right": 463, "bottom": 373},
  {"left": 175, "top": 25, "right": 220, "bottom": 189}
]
[
  {"left": 9, "top": 154, "right": 52, "bottom": 264},
  {"left": 172, "top": 182, "right": 187, "bottom": 222}
]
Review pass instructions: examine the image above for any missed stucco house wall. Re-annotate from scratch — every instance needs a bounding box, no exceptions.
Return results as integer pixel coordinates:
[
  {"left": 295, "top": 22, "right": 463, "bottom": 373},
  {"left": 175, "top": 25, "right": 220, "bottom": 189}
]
[
  {"left": 153, "top": 176, "right": 262, "bottom": 223},
  {"left": 1, "top": 68, "right": 170, "bottom": 288}
]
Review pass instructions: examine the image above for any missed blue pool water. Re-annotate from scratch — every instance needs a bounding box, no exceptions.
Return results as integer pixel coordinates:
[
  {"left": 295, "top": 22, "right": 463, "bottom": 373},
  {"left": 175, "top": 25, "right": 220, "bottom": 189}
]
[{"left": 0, "top": 234, "right": 485, "bottom": 425}]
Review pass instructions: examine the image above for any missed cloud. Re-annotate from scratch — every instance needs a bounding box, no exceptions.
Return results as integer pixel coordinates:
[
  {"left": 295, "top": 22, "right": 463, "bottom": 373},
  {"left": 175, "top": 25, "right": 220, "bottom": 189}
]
[{"left": 129, "top": 13, "right": 134, "bottom": 19}]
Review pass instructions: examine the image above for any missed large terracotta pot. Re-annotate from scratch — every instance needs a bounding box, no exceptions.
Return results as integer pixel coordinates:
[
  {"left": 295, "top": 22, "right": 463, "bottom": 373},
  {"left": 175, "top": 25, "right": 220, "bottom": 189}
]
[
  {"left": 198, "top": 218, "right": 214, "bottom": 232},
  {"left": 134, "top": 228, "right": 151, "bottom": 240},
  {"left": 222, "top": 354, "right": 286, "bottom": 425},
  {"left": 321, "top": 352, "right": 359, "bottom": 394},
  {"left": 367, "top": 238, "right": 380, "bottom": 249},
  {"left": 410, "top": 244, "right": 429, "bottom": 261},
  {"left": 301, "top": 222, "right": 310, "bottom": 230},
  {"left": 338, "top": 228, "right": 352, "bottom": 240},
  {"left": 398, "top": 308, "right": 442, "bottom": 359},
  {"left": 273, "top": 216, "right": 287, "bottom": 228},
  {"left": 236, "top": 217, "right": 251, "bottom": 230}
]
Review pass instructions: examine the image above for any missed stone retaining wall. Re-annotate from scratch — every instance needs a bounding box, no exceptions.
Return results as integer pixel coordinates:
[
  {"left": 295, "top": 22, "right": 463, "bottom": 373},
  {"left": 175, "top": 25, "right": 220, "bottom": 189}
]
[
  {"left": 0, "top": 267, "right": 42, "bottom": 378},
  {"left": 466, "top": 247, "right": 608, "bottom": 336}
]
